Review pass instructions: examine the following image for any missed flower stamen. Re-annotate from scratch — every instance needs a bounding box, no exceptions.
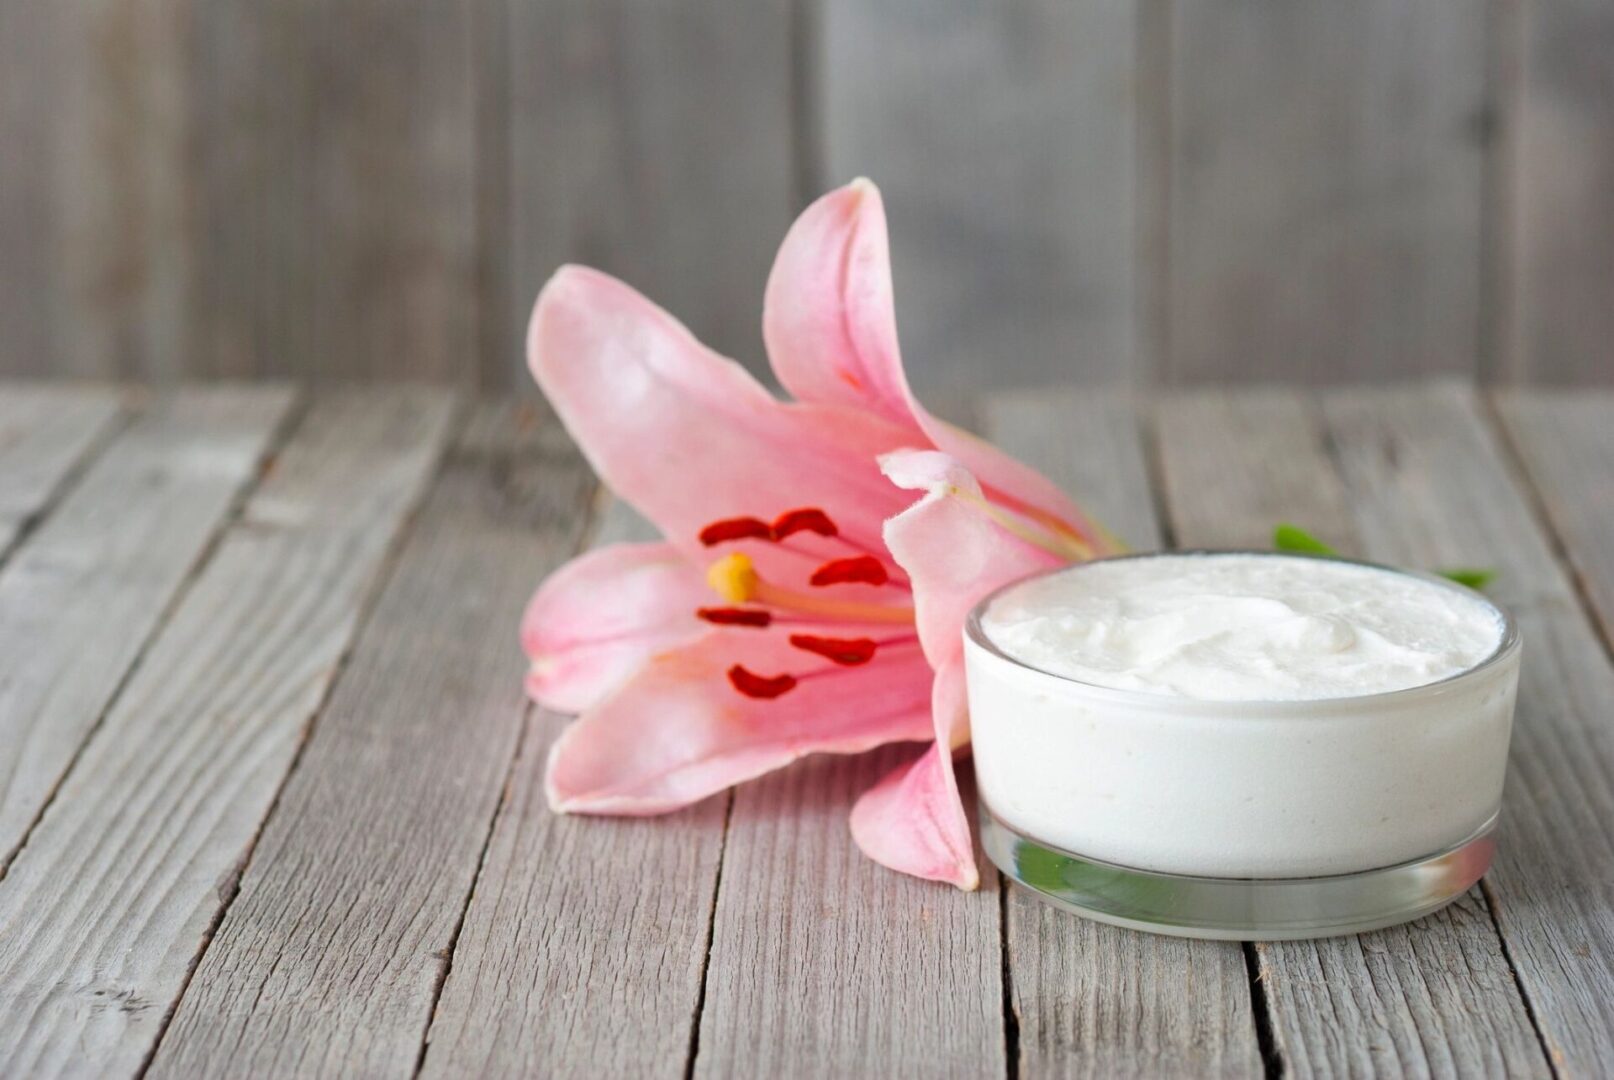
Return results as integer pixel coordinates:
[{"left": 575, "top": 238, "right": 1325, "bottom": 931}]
[
  {"left": 809, "top": 556, "right": 889, "bottom": 588},
  {"left": 697, "top": 606, "right": 771, "bottom": 627},
  {"left": 700, "top": 517, "right": 773, "bottom": 546},
  {"left": 727, "top": 665, "right": 797, "bottom": 699},
  {"left": 771, "top": 507, "right": 837, "bottom": 540},
  {"left": 788, "top": 634, "right": 878, "bottom": 665}
]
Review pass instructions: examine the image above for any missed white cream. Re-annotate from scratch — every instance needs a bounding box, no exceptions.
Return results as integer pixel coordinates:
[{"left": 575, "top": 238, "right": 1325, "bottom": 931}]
[
  {"left": 966, "top": 553, "right": 1521, "bottom": 878},
  {"left": 982, "top": 553, "right": 1503, "bottom": 701}
]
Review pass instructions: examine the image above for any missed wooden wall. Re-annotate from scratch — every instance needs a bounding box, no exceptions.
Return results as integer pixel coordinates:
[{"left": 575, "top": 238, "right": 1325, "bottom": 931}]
[{"left": 0, "top": 0, "right": 1609, "bottom": 392}]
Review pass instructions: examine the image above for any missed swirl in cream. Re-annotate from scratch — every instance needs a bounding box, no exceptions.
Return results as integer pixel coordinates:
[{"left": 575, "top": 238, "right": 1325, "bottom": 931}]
[{"left": 981, "top": 553, "right": 1502, "bottom": 701}]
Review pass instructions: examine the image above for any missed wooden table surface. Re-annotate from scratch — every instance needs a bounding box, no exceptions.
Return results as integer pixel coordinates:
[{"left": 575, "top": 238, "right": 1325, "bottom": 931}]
[{"left": 0, "top": 381, "right": 1609, "bottom": 1079}]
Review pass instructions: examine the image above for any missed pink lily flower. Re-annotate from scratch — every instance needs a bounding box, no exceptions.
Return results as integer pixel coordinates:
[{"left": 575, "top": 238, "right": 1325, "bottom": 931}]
[{"left": 524, "top": 178, "right": 1118, "bottom": 889}]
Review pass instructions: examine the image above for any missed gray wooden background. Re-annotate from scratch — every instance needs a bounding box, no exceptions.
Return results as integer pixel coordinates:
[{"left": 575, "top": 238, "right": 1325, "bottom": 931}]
[{"left": 2, "top": 1, "right": 1610, "bottom": 393}]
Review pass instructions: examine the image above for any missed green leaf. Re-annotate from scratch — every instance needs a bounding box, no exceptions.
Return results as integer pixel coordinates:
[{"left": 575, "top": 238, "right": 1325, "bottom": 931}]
[
  {"left": 1014, "top": 842, "right": 1071, "bottom": 893},
  {"left": 1013, "top": 843, "right": 1183, "bottom": 914},
  {"left": 1438, "top": 567, "right": 1497, "bottom": 590},
  {"left": 1273, "top": 523, "right": 1339, "bottom": 557}
]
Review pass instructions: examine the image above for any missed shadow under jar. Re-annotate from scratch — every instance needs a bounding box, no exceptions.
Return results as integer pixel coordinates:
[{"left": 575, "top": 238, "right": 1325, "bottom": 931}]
[{"left": 965, "top": 551, "right": 1522, "bottom": 940}]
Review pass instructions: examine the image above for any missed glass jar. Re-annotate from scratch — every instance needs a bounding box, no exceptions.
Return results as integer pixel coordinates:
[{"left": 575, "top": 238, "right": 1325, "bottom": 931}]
[{"left": 965, "top": 552, "right": 1522, "bottom": 940}]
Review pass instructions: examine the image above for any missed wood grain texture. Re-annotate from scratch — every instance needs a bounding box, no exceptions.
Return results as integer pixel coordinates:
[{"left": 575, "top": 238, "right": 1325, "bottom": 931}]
[
  {"left": 419, "top": 497, "right": 729, "bottom": 1080},
  {"left": 1321, "top": 383, "right": 1609, "bottom": 1074},
  {"left": 0, "top": 0, "right": 59, "bottom": 375},
  {"left": 1151, "top": 388, "right": 1356, "bottom": 551},
  {"left": 1247, "top": 892, "right": 1548, "bottom": 1080},
  {"left": 0, "top": 386, "right": 292, "bottom": 870},
  {"left": 11, "top": 5, "right": 1614, "bottom": 390},
  {"left": 150, "top": 401, "right": 591, "bottom": 1078},
  {"left": 818, "top": 0, "right": 1139, "bottom": 392},
  {"left": 1509, "top": 0, "right": 1614, "bottom": 383},
  {"left": 1494, "top": 390, "right": 1614, "bottom": 643},
  {"left": 0, "top": 0, "right": 193, "bottom": 379},
  {"left": 62, "top": 0, "right": 194, "bottom": 380},
  {"left": 1156, "top": 388, "right": 1548, "bottom": 1079},
  {"left": 493, "top": 0, "right": 796, "bottom": 386},
  {"left": 0, "top": 384, "right": 122, "bottom": 556},
  {"left": 1168, "top": 2, "right": 1489, "bottom": 383},
  {"left": 189, "top": 2, "right": 479, "bottom": 383},
  {"left": 986, "top": 389, "right": 1261, "bottom": 1079},
  {"left": 694, "top": 745, "right": 1003, "bottom": 1079},
  {"left": 0, "top": 389, "right": 454, "bottom": 1079}
]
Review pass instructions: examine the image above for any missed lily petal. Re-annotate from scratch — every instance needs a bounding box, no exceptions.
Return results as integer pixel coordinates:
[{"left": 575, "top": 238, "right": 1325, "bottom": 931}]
[
  {"left": 880, "top": 449, "right": 1064, "bottom": 670},
  {"left": 763, "top": 178, "right": 914, "bottom": 427},
  {"left": 849, "top": 658, "right": 978, "bottom": 889},
  {"left": 530, "top": 266, "right": 919, "bottom": 568},
  {"left": 764, "top": 180, "right": 1113, "bottom": 550},
  {"left": 546, "top": 630, "right": 935, "bottom": 815},
  {"left": 522, "top": 542, "right": 711, "bottom": 713}
]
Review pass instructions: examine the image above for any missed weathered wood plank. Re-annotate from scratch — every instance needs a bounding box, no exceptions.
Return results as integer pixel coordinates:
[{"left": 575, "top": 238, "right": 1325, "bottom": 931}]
[
  {"left": 1167, "top": 3, "right": 1488, "bottom": 382},
  {"left": 818, "top": 0, "right": 1140, "bottom": 392},
  {"left": 1156, "top": 388, "right": 1549, "bottom": 1079},
  {"left": 0, "top": 0, "right": 193, "bottom": 379},
  {"left": 1508, "top": 2, "right": 1614, "bottom": 383},
  {"left": 694, "top": 745, "right": 1003, "bottom": 1079},
  {"left": 986, "top": 389, "right": 1262, "bottom": 1079},
  {"left": 0, "top": 389, "right": 455, "bottom": 1079},
  {"left": 189, "top": 2, "right": 478, "bottom": 383},
  {"left": 1320, "top": 383, "right": 1614, "bottom": 1072},
  {"left": 495, "top": 0, "right": 795, "bottom": 386},
  {"left": 1495, "top": 391, "right": 1614, "bottom": 642},
  {"left": 419, "top": 498, "right": 729, "bottom": 1079},
  {"left": 0, "top": 1, "right": 59, "bottom": 376},
  {"left": 1151, "top": 388, "right": 1355, "bottom": 551},
  {"left": 0, "top": 385, "right": 293, "bottom": 871},
  {"left": 0, "top": 384, "right": 123, "bottom": 557},
  {"left": 149, "top": 401, "right": 591, "bottom": 1078}
]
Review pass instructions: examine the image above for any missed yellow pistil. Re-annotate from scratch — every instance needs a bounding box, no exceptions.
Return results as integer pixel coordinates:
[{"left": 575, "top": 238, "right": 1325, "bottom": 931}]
[
  {"left": 705, "top": 552, "right": 914, "bottom": 625},
  {"left": 707, "top": 553, "right": 759, "bottom": 603}
]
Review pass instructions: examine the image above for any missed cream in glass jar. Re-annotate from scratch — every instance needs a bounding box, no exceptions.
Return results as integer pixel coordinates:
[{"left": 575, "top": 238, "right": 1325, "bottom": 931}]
[{"left": 965, "top": 551, "right": 1521, "bottom": 940}]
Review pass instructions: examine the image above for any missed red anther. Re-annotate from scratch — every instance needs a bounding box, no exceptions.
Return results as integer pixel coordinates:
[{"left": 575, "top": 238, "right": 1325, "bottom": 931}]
[
  {"left": 727, "top": 665, "right": 797, "bottom": 699},
  {"left": 771, "top": 507, "right": 838, "bottom": 540},
  {"left": 809, "top": 555, "right": 889, "bottom": 587},
  {"left": 788, "top": 634, "right": 878, "bottom": 666},
  {"left": 699, "top": 516, "right": 773, "bottom": 546},
  {"left": 696, "top": 606, "right": 772, "bottom": 627}
]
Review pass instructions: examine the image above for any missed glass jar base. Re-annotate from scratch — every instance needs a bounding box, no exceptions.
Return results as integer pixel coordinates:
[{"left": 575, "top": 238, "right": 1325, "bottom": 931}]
[{"left": 982, "top": 802, "right": 1497, "bottom": 941}]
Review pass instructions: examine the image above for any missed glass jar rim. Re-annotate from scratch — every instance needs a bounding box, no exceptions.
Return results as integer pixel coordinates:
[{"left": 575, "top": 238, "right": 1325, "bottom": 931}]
[{"left": 963, "top": 549, "right": 1522, "bottom": 714}]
